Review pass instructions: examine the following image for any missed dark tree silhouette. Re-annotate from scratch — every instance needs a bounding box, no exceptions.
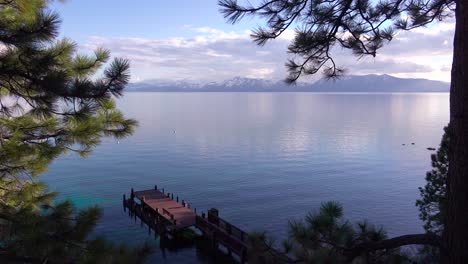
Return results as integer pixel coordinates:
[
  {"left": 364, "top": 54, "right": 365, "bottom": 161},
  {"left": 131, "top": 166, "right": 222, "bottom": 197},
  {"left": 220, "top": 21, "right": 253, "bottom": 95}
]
[
  {"left": 416, "top": 126, "right": 449, "bottom": 235},
  {"left": 219, "top": 0, "right": 466, "bottom": 263},
  {"left": 0, "top": 1, "right": 148, "bottom": 262},
  {"left": 248, "top": 202, "right": 416, "bottom": 263},
  {"left": 413, "top": 127, "right": 449, "bottom": 262}
]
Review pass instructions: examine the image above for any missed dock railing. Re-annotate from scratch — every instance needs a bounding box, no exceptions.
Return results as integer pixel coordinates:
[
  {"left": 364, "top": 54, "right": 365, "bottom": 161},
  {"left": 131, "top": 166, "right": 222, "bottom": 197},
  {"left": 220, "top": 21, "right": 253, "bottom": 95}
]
[
  {"left": 206, "top": 208, "right": 247, "bottom": 243},
  {"left": 195, "top": 212, "right": 248, "bottom": 261}
]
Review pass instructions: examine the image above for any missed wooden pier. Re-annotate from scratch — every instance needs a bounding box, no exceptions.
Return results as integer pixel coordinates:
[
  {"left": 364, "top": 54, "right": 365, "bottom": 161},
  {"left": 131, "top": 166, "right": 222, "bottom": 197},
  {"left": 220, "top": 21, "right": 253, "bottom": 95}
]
[
  {"left": 133, "top": 187, "right": 195, "bottom": 229},
  {"left": 123, "top": 185, "right": 291, "bottom": 263}
]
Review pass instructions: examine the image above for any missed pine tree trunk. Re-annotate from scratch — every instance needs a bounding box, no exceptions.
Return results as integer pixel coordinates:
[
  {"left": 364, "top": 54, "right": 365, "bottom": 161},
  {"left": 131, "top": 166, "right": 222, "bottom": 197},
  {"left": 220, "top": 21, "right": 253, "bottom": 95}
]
[{"left": 444, "top": 0, "right": 468, "bottom": 262}]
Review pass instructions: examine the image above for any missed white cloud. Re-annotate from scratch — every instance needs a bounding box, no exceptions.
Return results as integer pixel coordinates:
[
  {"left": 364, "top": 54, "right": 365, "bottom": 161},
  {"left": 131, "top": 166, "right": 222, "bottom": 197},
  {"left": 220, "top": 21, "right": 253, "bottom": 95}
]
[
  {"left": 247, "top": 68, "right": 275, "bottom": 79},
  {"left": 82, "top": 23, "right": 454, "bottom": 83}
]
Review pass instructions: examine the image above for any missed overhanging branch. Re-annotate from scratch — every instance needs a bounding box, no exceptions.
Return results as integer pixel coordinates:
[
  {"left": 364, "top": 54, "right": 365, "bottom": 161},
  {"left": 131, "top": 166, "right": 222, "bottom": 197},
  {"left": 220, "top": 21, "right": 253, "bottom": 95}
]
[{"left": 344, "top": 233, "right": 441, "bottom": 260}]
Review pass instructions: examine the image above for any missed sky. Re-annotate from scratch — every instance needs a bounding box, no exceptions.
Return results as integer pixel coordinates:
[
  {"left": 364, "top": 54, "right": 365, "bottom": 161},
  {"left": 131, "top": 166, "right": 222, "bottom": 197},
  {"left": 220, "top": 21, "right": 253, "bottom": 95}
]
[{"left": 50, "top": 0, "right": 454, "bottom": 83}]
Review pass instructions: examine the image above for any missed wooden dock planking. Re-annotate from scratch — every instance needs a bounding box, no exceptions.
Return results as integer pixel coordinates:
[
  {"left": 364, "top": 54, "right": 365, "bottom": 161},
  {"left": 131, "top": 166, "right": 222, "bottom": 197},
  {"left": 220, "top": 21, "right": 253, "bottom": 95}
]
[
  {"left": 145, "top": 200, "right": 179, "bottom": 209},
  {"left": 133, "top": 189, "right": 196, "bottom": 229}
]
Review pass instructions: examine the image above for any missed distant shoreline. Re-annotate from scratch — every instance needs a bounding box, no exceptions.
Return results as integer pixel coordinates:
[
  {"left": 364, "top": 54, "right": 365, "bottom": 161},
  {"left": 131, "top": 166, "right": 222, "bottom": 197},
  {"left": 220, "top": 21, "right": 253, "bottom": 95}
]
[{"left": 127, "top": 74, "right": 449, "bottom": 93}]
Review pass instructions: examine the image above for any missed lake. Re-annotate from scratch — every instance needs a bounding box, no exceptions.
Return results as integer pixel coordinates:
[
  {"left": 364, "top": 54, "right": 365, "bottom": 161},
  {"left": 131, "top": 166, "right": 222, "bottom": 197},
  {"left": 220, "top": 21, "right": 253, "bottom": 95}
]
[{"left": 43, "top": 92, "right": 449, "bottom": 263}]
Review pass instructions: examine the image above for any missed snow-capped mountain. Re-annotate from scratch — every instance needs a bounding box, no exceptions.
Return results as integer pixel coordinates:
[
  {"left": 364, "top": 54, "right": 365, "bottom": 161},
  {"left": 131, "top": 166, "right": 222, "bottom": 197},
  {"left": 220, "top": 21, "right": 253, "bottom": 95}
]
[{"left": 127, "top": 74, "right": 449, "bottom": 92}]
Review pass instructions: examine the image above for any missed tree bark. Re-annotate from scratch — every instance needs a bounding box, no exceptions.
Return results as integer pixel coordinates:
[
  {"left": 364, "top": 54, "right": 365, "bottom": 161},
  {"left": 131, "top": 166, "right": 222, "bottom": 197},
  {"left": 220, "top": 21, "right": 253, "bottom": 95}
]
[{"left": 444, "top": 0, "right": 468, "bottom": 262}]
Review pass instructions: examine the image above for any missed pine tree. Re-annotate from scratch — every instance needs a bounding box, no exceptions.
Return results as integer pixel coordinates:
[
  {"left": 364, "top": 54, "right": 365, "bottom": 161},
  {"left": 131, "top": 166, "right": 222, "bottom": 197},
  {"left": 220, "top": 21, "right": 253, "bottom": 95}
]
[
  {"left": 416, "top": 126, "right": 449, "bottom": 235},
  {"left": 219, "top": 0, "right": 467, "bottom": 262},
  {"left": 0, "top": 1, "right": 147, "bottom": 262},
  {"left": 413, "top": 127, "right": 449, "bottom": 263},
  {"left": 249, "top": 202, "right": 410, "bottom": 264}
]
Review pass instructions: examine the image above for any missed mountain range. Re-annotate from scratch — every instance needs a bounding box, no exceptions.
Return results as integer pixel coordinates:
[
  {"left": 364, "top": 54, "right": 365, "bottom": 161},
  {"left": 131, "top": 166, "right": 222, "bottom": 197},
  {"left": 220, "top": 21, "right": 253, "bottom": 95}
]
[{"left": 127, "top": 74, "right": 449, "bottom": 93}]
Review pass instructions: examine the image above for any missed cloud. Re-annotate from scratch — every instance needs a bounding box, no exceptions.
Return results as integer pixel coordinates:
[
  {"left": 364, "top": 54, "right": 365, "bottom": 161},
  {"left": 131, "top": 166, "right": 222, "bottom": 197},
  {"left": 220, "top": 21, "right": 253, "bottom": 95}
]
[
  {"left": 82, "top": 23, "right": 454, "bottom": 83},
  {"left": 347, "top": 57, "right": 434, "bottom": 74},
  {"left": 83, "top": 29, "right": 288, "bottom": 82}
]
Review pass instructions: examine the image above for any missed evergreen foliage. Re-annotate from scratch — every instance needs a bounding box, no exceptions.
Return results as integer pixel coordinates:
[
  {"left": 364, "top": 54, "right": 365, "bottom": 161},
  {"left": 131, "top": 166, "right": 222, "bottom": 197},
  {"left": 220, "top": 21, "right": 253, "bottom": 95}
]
[
  {"left": 248, "top": 201, "right": 409, "bottom": 263},
  {"left": 413, "top": 127, "right": 449, "bottom": 263},
  {"left": 1, "top": 200, "right": 151, "bottom": 263},
  {"left": 0, "top": 1, "right": 146, "bottom": 262},
  {"left": 416, "top": 126, "right": 449, "bottom": 235}
]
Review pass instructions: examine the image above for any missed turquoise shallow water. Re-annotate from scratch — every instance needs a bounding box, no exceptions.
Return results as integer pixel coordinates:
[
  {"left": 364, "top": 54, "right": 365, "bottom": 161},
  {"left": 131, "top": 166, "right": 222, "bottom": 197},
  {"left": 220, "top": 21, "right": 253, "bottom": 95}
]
[{"left": 42, "top": 92, "right": 449, "bottom": 263}]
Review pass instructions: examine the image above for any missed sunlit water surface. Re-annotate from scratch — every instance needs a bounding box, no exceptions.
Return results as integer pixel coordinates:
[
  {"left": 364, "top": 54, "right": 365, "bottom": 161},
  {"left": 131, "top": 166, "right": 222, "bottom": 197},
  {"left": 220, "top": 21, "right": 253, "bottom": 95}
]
[{"left": 43, "top": 92, "right": 449, "bottom": 263}]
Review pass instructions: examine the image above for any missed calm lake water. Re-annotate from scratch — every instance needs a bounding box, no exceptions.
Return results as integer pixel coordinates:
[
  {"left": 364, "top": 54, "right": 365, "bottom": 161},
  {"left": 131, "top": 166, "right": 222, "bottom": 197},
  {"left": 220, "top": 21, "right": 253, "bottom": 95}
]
[{"left": 43, "top": 92, "right": 449, "bottom": 263}]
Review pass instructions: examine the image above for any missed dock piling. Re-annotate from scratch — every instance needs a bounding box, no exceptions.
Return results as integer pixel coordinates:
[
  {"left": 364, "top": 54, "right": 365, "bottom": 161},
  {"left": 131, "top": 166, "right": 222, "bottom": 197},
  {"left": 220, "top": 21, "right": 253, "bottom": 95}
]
[{"left": 241, "top": 249, "right": 247, "bottom": 264}]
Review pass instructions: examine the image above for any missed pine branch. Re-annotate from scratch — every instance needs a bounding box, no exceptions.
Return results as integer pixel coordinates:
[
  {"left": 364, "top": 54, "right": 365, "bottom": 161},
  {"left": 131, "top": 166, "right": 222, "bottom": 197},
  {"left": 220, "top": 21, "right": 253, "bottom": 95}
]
[{"left": 344, "top": 233, "right": 441, "bottom": 261}]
